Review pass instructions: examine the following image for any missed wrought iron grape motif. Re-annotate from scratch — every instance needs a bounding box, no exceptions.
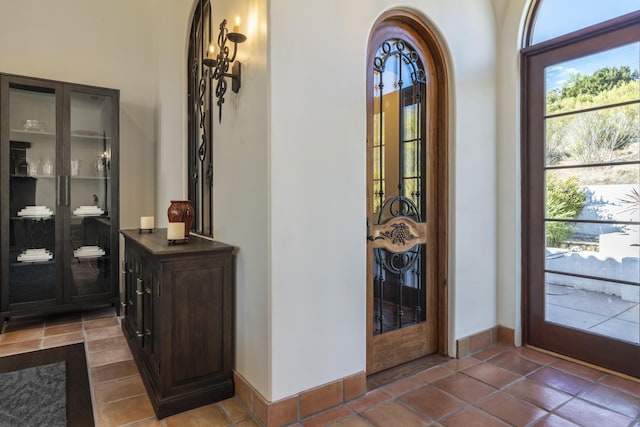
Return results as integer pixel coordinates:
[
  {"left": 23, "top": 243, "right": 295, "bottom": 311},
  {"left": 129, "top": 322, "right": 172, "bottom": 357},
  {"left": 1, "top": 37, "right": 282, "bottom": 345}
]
[{"left": 381, "top": 222, "right": 417, "bottom": 245}]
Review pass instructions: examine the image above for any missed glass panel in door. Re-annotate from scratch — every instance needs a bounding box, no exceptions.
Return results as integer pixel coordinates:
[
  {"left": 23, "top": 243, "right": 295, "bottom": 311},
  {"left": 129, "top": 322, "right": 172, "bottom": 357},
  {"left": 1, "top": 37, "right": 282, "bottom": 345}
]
[
  {"left": 543, "top": 43, "right": 640, "bottom": 345},
  {"left": 68, "top": 91, "right": 112, "bottom": 297},
  {"left": 8, "top": 85, "right": 58, "bottom": 304}
]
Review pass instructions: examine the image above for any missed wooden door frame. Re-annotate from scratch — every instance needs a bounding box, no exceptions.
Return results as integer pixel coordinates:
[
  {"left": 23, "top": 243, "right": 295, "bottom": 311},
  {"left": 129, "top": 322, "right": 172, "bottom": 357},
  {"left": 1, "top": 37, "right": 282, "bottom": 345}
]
[
  {"left": 521, "top": 11, "right": 640, "bottom": 378},
  {"left": 366, "top": 10, "right": 449, "bottom": 373}
]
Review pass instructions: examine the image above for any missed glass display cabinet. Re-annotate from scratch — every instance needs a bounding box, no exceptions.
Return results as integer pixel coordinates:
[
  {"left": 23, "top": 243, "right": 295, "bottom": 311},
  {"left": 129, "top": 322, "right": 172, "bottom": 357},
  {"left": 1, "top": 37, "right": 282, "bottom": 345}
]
[{"left": 0, "top": 74, "right": 119, "bottom": 318}]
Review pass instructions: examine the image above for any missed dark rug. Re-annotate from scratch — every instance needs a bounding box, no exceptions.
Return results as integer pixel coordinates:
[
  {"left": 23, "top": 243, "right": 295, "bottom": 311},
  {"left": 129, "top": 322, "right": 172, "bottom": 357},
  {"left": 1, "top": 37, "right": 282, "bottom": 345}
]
[{"left": 0, "top": 343, "right": 94, "bottom": 427}]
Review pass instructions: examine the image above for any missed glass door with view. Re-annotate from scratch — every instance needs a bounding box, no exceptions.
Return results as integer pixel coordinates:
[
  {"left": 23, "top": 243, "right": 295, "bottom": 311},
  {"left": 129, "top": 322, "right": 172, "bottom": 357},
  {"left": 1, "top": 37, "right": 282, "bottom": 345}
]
[
  {"left": 526, "top": 32, "right": 640, "bottom": 376},
  {"left": 367, "top": 37, "right": 438, "bottom": 374},
  {"left": 3, "top": 81, "right": 61, "bottom": 307},
  {"left": 67, "top": 90, "right": 113, "bottom": 299}
]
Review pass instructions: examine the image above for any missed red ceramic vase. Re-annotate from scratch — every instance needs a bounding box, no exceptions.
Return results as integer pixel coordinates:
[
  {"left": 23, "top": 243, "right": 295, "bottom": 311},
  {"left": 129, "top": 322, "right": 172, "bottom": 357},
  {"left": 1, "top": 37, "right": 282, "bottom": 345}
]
[{"left": 167, "top": 200, "right": 194, "bottom": 238}]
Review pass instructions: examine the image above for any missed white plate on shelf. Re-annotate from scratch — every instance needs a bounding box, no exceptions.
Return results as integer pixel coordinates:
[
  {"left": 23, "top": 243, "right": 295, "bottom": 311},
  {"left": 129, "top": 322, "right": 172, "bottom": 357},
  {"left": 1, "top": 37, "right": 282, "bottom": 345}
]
[
  {"left": 17, "top": 248, "right": 53, "bottom": 262},
  {"left": 73, "top": 206, "right": 104, "bottom": 216},
  {"left": 17, "top": 206, "right": 53, "bottom": 219},
  {"left": 73, "top": 245, "right": 105, "bottom": 258}
]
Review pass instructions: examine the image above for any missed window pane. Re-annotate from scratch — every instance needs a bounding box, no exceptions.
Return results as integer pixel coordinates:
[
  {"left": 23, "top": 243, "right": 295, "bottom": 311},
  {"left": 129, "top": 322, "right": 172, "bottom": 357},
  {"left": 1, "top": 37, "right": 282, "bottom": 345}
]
[
  {"left": 545, "top": 43, "right": 640, "bottom": 116},
  {"left": 545, "top": 276, "right": 639, "bottom": 345},
  {"left": 545, "top": 105, "right": 640, "bottom": 166},
  {"left": 531, "top": 0, "right": 639, "bottom": 45}
]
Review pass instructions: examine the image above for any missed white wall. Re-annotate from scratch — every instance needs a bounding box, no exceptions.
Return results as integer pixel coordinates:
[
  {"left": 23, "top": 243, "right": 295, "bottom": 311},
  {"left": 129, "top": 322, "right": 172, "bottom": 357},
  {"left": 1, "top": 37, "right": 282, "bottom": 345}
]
[
  {"left": 0, "top": 0, "right": 157, "bottom": 229},
  {"left": 492, "top": 0, "right": 529, "bottom": 345},
  {"left": 269, "top": 0, "right": 498, "bottom": 400}
]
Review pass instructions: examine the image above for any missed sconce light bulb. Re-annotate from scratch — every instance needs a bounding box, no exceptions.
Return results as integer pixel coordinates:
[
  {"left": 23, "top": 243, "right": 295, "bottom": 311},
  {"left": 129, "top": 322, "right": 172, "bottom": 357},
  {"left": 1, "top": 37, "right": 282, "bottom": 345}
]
[{"left": 208, "top": 43, "right": 215, "bottom": 58}]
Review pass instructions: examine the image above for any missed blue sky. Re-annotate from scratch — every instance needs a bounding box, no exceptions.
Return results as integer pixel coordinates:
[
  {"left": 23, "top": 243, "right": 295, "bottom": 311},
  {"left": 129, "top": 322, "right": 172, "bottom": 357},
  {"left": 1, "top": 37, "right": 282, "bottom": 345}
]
[{"left": 534, "top": 0, "right": 640, "bottom": 91}]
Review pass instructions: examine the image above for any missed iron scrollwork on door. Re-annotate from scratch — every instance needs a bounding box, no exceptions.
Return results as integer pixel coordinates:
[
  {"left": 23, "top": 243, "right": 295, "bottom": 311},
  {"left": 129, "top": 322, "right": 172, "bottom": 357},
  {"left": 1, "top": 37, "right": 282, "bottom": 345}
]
[{"left": 369, "top": 37, "right": 427, "bottom": 335}]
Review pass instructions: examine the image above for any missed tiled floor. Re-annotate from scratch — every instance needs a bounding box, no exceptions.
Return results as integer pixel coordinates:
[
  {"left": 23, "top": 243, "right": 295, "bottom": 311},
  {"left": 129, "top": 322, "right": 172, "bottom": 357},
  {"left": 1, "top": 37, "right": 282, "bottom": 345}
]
[{"left": 0, "top": 307, "right": 639, "bottom": 427}]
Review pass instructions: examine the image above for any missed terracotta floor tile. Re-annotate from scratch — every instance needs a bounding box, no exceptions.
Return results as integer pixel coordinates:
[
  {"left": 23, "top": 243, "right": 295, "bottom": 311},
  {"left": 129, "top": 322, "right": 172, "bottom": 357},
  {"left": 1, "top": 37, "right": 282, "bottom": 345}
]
[
  {"left": 99, "top": 394, "right": 155, "bottom": 427},
  {"left": 93, "top": 375, "right": 146, "bottom": 405},
  {"left": 0, "top": 339, "right": 41, "bottom": 357},
  {"left": 90, "top": 359, "right": 139, "bottom": 384},
  {"left": 302, "top": 405, "right": 354, "bottom": 427},
  {"left": 600, "top": 374, "right": 640, "bottom": 398},
  {"left": 551, "top": 360, "right": 605, "bottom": 381},
  {"left": 44, "top": 322, "right": 83, "bottom": 336},
  {"left": 503, "top": 379, "right": 572, "bottom": 411},
  {"left": 463, "top": 362, "right": 521, "bottom": 389},
  {"left": 0, "top": 327, "right": 43, "bottom": 344},
  {"left": 361, "top": 401, "right": 432, "bottom": 427},
  {"left": 555, "top": 397, "right": 634, "bottom": 427},
  {"left": 400, "top": 385, "right": 466, "bottom": 420},
  {"left": 235, "top": 420, "right": 260, "bottom": 427},
  {"left": 83, "top": 317, "right": 120, "bottom": 330},
  {"left": 487, "top": 352, "right": 542, "bottom": 376},
  {"left": 531, "top": 414, "right": 581, "bottom": 427},
  {"left": 472, "top": 345, "right": 512, "bottom": 361},
  {"left": 476, "top": 391, "right": 548, "bottom": 427},
  {"left": 164, "top": 403, "right": 230, "bottom": 427},
  {"left": 120, "top": 420, "right": 163, "bottom": 427},
  {"left": 347, "top": 389, "right": 392, "bottom": 413},
  {"left": 578, "top": 383, "right": 640, "bottom": 419},
  {"left": 85, "top": 335, "right": 127, "bottom": 353},
  {"left": 415, "top": 365, "right": 455, "bottom": 383},
  {"left": 528, "top": 367, "right": 592, "bottom": 395},
  {"left": 441, "top": 406, "right": 511, "bottom": 427},
  {"left": 84, "top": 325, "right": 123, "bottom": 341},
  {"left": 1, "top": 317, "right": 44, "bottom": 332},
  {"left": 87, "top": 347, "right": 132, "bottom": 368},
  {"left": 329, "top": 415, "right": 373, "bottom": 427},
  {"left": 382, "top": 376, "right": 424, "bottom": 396},
  {"left": 444, "top": 357, "right": 481, "bottom": 371},
  {"left": 82, "top": 307, "right": 117, "bottom": 321},
  {"left": 219, "top": 397, "right": 252, "bottom": 423},
  {"left": 514, "top": 347, "right": 560, "bottom": 366},
  {"left": 433, "top": 373, "right": 496, "bottom": 403},
  {"left": 42, "top": 331, "right": 84, "bottom": 348}
]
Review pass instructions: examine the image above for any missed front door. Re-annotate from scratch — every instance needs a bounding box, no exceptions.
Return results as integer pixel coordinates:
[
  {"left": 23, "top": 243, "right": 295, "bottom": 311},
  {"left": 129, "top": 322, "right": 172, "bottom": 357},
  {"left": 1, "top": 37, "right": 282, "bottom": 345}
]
[{"left": 366, "top": 15, "right": 447, "bottom": 374}]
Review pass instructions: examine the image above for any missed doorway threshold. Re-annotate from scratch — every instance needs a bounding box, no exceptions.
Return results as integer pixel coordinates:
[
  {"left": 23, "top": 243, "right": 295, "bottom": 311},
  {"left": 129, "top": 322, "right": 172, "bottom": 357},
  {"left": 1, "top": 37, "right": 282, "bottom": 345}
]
[{"left": 367, "top": 353, "right": 451, "bottom": 390}]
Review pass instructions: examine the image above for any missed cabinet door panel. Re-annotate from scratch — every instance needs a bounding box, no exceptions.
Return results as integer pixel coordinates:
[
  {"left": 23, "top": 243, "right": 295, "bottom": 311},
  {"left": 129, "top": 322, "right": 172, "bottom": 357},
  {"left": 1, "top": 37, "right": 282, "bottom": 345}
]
[
  {"left": 170, "top": 262, "right": 225, "bottom": 384},
  {"left": 67, "top": 89, "right": 114, "bottom": 300},
  {"left": 2, "top": 77, "right": 62, "bottom": 309}
]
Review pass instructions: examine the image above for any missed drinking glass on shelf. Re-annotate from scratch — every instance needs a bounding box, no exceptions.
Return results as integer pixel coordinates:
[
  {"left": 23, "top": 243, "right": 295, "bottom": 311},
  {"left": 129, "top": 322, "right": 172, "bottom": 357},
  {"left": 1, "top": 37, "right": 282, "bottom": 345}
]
[
  {"left": 27, "top": 159, "right": 39, "bottom": 177},
  {"left": 71, "top": 159, "right": 81, "bottom": 176},
  {"left": 42, "top": 159, "right": 53, "bottom": 176}
]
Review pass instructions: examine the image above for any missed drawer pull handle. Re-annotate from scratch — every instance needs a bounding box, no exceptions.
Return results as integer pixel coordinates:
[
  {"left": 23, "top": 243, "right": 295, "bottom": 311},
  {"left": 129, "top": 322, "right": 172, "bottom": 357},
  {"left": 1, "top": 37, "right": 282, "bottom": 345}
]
[
  {"left": 135, "top": 287, "right": 151, "bottom": 295},
  {"left": 135, "top": 329, "right": 151, "bottom": 338}
]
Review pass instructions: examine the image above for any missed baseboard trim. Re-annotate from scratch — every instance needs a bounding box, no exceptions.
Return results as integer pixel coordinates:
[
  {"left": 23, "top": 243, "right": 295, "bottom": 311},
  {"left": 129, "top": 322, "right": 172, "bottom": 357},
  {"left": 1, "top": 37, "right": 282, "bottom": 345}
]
[
  {"left": 456, "top": 325, "right": 515, "bottom": 358},
  {"left": 234, "top": 370, "right": 367, "bottom": 427}
]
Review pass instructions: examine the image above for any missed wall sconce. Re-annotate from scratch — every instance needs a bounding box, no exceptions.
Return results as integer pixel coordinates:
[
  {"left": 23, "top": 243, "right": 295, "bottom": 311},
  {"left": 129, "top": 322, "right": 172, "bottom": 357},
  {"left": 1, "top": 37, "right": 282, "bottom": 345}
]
[{"left": 203, "top": 18, "right": 246, "bottom": 122}]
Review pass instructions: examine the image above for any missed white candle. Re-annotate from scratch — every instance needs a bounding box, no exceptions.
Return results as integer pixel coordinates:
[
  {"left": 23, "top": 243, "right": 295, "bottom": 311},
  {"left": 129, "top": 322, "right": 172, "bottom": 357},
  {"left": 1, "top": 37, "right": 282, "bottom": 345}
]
[
  {"left": 167, "top": 222, "right": 185, "bottom": 240},
  {"left": 140, "top": 216, "right": 154, "bottom": 230}
]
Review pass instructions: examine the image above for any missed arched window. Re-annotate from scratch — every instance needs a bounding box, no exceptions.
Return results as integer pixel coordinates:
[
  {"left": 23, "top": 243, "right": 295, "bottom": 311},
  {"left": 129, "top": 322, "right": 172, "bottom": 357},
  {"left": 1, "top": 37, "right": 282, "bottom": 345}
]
[
  {"left": 522, "top": 2, "right": 639, "bottom": 376},
  {"left": 187, "top": 0, "right": 215, "bottom": 236}
]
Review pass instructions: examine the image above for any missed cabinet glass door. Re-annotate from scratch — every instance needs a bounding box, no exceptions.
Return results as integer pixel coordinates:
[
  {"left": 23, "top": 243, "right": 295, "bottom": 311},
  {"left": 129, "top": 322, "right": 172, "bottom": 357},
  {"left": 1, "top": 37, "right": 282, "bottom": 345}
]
[
  {"left": 5, "top": 82, "right": 60, "bottom": 305},
  {"left": 68, "top": 90, "right": 113, "bottom": 298}
]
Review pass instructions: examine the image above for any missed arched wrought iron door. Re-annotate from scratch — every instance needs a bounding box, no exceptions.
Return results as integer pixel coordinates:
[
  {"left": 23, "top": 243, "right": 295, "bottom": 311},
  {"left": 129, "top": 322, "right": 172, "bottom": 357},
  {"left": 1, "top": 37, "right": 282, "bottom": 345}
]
[{"left": 366, "top": 14, "right": 447, "bottom": 374}]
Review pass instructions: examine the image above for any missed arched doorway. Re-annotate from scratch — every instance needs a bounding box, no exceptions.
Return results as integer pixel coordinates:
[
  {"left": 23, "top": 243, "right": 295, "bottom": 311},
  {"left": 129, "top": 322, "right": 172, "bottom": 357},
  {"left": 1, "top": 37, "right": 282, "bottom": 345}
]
[{"left": 366, "top": 11, "right": 449, "bottom": 374}]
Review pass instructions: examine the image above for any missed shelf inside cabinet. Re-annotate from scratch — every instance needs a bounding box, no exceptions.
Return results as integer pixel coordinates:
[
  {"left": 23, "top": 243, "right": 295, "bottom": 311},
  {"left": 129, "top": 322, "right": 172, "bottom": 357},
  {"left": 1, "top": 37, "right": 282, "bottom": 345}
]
[{"left": 10, "top": 129, "right": 56, "bottom": 139}]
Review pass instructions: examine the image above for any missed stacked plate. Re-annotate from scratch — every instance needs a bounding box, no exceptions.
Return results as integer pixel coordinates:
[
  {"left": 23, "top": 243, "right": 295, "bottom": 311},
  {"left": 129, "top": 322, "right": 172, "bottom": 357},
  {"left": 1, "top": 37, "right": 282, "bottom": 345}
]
[
  {"left": 73, "top": 246, "right": 105, "bottom": 259},
  {"left": 17, "top": 206, "right": 53, "bottom": 219},
  {"left": 17, "top": 248, "right": 53, "bottom": 262},
  {"left": 73, "top": 206, "right": 104, "bottom": 216}
]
